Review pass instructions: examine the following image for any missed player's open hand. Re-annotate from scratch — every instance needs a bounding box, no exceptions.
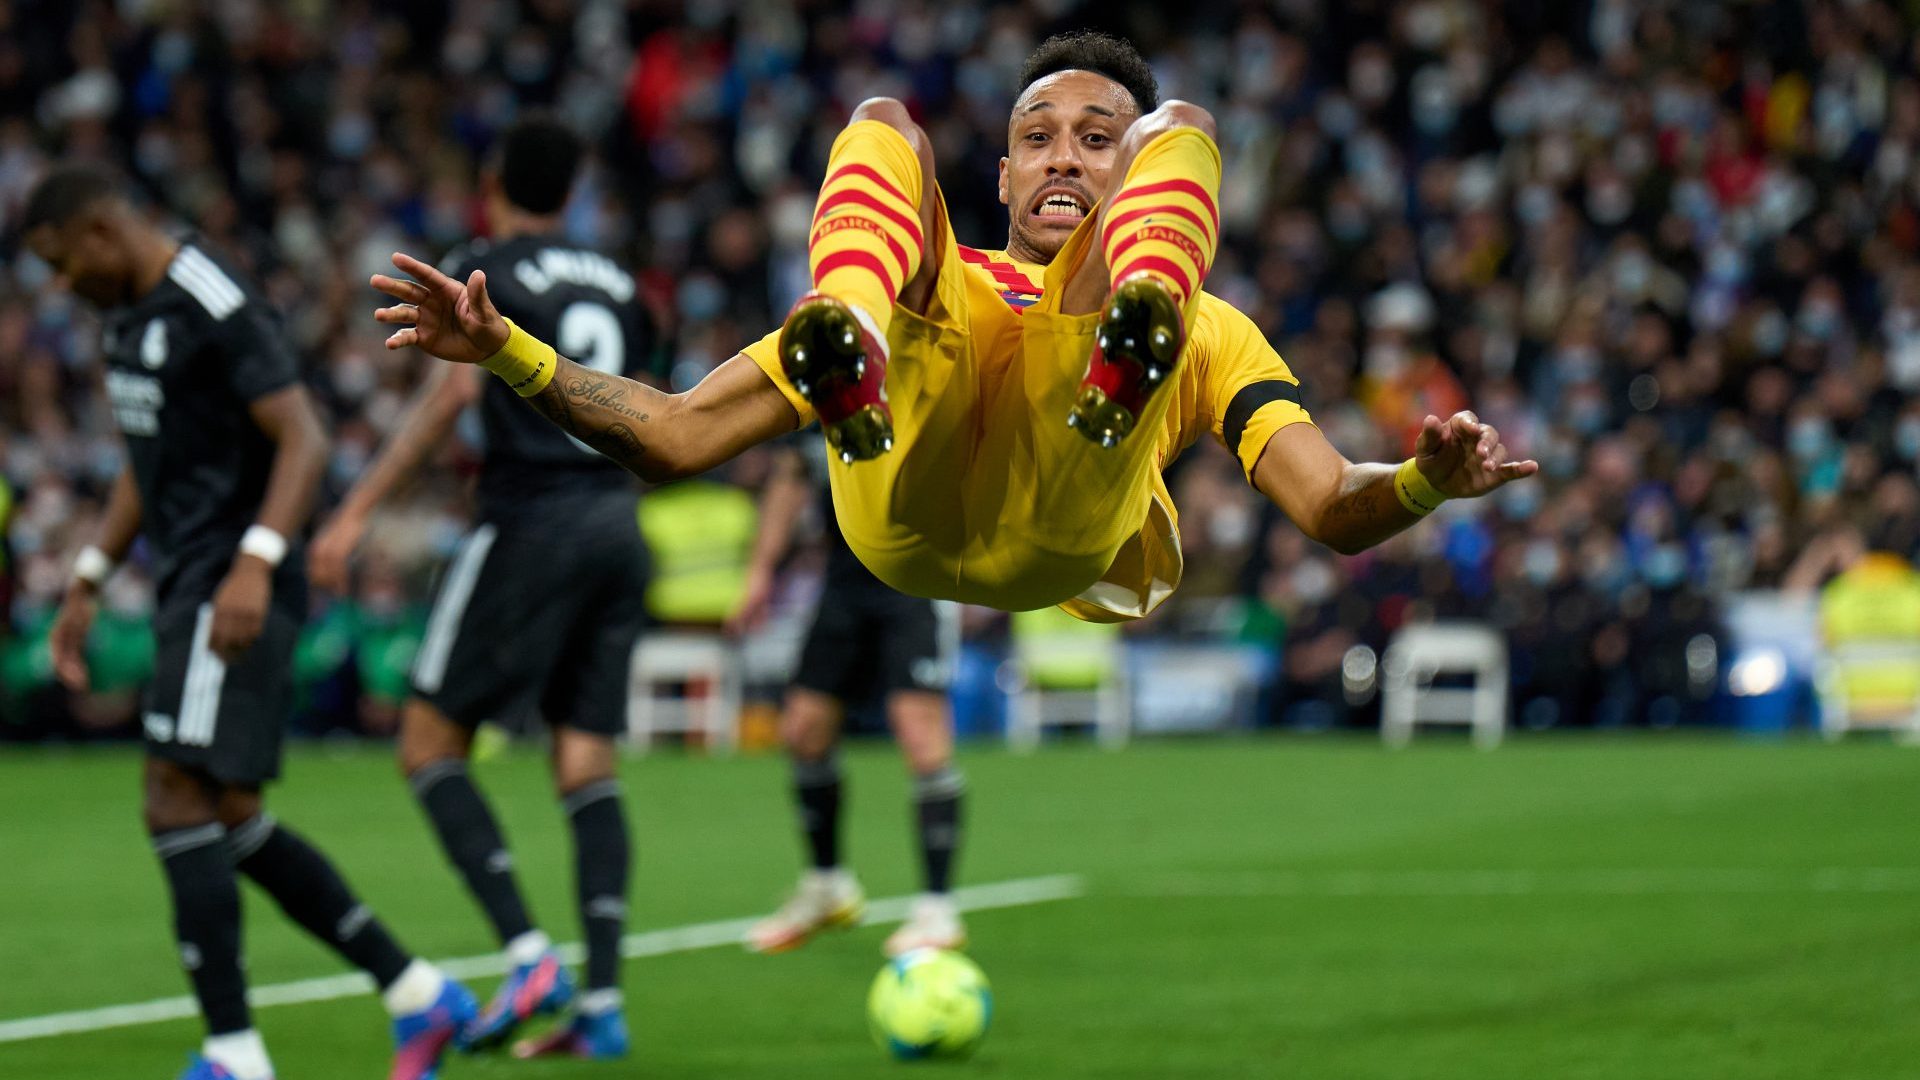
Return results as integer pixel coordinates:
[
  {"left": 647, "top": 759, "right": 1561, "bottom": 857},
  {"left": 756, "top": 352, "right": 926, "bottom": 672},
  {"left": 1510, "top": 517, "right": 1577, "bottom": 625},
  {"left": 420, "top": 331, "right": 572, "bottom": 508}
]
[
  {"left": 49, "top": 585, "right": 97, "bottom": 692},
  {"left": 1414, "top": 411, "right": 1539, "bottom": 500},
  {"left": 372, "top": 252, "right": 510, "bottom": 364},
  {"left": 210, "top": 559, "right": 272, "bottom": 662}
]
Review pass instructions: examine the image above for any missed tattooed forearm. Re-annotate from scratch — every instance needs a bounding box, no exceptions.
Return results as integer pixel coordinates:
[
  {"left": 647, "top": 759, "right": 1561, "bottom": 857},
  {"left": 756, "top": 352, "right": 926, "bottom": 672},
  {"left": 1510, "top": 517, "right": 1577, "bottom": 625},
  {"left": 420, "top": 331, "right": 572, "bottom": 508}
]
[
  {"left": 558, "top": 375, "right": 652, "bottom": 423},
  {"left": 1325, "top": 490, "right": 1383, "bottom": 524},
  {"left": 522, "top": 356, "right": 671, "bottom": 479},
  {"left": 1311, "top": 463, "right": 1421, "bottom": 554}
]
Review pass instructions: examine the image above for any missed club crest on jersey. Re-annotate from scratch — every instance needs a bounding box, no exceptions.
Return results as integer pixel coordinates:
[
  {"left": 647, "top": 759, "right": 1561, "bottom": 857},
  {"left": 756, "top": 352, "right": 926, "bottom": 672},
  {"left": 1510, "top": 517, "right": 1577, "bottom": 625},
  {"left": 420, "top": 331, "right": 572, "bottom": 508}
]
[{"left": 140, "top": 318, "right": 169, "bottom": 369}]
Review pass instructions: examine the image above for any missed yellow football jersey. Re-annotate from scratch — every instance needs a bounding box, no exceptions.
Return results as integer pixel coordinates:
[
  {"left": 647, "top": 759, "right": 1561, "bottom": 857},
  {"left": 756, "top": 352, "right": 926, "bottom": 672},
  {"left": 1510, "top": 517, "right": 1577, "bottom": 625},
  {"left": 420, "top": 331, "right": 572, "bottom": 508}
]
[{"left": 743, "top": 240, "right": 1313, "bottom": 620}]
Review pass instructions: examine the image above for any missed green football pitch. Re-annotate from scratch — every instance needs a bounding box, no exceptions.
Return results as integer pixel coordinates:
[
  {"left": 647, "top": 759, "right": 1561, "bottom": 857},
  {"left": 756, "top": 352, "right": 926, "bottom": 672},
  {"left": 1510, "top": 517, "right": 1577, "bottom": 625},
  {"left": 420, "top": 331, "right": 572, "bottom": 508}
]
[{"left": 1, "top": 735, "right": 1916, "bottom": 1080}]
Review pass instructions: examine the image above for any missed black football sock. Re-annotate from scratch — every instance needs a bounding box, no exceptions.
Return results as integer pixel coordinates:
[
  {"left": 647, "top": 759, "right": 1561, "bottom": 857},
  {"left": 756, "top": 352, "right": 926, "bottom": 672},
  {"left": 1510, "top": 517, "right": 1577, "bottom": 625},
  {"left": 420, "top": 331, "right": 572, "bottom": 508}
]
[
  {"left": 153, "top": 823, "right": 251, "bottom": 1035},
  {"left": 409, "top": 758, "right": 536, "bottom": 945},
  {"left": 228, "top": 814, "right": 412, "bottom": 989},
  {"left": 793, "top": 753, "right": 843, "bottom": 870},
  {"left": 912, "top": 766, "right": 965, "bottom": 895},
  {"left": 563, "top": 780, "right": 630, "bottom": 993}
]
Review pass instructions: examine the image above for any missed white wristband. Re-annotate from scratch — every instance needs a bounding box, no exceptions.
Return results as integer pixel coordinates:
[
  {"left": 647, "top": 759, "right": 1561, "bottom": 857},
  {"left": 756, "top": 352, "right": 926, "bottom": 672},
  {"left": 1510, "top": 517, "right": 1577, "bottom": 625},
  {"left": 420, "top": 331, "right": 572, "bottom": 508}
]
[
  {"left": 72, "top": 545, "right": 115, "bottom": 587},
  {"left": 239, "top": 525, "right": 289, "bottom": 568}
]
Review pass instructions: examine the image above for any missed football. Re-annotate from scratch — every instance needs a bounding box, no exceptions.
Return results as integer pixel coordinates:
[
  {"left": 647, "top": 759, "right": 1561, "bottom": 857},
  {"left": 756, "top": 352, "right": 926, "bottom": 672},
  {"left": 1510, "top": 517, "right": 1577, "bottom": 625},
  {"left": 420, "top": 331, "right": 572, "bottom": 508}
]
[{"left": 866, "top": 948, "right": 994, "bottom": 1060}]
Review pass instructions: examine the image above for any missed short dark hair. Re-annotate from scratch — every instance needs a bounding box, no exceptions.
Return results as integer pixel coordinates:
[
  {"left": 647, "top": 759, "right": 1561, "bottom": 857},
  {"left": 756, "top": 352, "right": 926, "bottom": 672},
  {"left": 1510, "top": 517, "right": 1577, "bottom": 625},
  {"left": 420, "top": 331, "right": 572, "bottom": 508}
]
[
  {"left": 496, "top": 114, "right": 585, "bottom": 216},
  {"left": 22, "top": 164, "right": 121, "bottom": 232},
  {"left": 1017, "top": 31, "right": 1159, "bottom": 116}
]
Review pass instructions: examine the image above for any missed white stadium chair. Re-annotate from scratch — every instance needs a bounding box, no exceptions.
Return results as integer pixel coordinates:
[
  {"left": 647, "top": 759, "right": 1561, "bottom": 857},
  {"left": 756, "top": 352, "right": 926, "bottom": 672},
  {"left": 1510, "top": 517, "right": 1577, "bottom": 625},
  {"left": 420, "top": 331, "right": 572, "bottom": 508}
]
[
  {"left": 1380, "top": 621, "right": 1509, "bottom": 749},
  {"left": 1003, "top": 608, "right": 1130, "bottom": 752},
  {"left": 1814, "top": 641, "right": 1920, "bottom": 742},
  {"left": 628, "top": 632, "right": 742, "bottom": 754}
]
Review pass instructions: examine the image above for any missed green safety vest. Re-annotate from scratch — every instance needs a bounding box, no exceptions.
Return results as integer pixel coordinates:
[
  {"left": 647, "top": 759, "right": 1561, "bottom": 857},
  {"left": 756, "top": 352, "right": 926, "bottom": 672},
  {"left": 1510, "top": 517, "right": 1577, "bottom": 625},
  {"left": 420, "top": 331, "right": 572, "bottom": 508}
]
[
  {"left": 637, "top": 481, "right": 758, "bottom": 624},
  {"left": 1821, "top": 553, "right": 1920, "bottom": 710},
  {"left": 1012, "top": 606, "right": 1120, "bottom": 691}
]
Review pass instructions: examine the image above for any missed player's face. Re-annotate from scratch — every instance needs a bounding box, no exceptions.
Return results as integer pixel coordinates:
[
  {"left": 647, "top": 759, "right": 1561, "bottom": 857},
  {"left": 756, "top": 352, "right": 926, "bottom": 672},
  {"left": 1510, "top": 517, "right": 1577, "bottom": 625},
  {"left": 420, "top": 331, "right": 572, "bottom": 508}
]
[
  {"left": 1000, "top": 70, "right": 1138, "bottom": 262},
  {"left": 27, "top": 213, "right": 132, "bottom": 309}
]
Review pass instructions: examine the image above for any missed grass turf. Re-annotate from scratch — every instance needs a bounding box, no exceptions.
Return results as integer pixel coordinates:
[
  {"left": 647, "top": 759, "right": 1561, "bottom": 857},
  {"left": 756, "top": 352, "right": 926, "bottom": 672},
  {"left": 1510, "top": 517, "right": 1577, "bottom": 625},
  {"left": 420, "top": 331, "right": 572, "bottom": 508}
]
[{"left": 0, "top": 734, "right": 1916, "bottom": 1079}]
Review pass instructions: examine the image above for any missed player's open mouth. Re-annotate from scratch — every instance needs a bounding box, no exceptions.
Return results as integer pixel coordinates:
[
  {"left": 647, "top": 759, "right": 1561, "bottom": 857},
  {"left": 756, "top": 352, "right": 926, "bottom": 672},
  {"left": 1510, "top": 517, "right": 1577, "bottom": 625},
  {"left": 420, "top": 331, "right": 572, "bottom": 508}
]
[{"left": 1031, "top": 187, "right": 1089, "bottom": 223}]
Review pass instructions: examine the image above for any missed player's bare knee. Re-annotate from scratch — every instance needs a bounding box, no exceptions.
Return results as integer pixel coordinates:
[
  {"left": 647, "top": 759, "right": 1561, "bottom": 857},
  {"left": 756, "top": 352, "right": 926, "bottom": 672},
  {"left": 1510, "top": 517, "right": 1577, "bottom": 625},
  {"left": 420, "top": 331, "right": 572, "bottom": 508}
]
[
  {"left": 897, "top": 713, "right": 952, "bottom": 773},
  {"left": 781, "top": 688, "right": 843, "bottom": 759},
  {"left": 398, "top": 700, "right": 471, "bottom": 777},
  {"left": 552, "top": 728, "right": 618, "bottom": 796},
  {"left": 141, "top": 759, "right": 217, "bottom": 834},
  {"left": 888, "top": 693, "right": 952, "bottom": 774},
  {"left": 901, "top": 738, "right": 951, "bottom": 777},
  {"left": 851, "top": 97, "right": 936, "bottom": 179},
  {"left": 1126, "top": 100, "right": 1216, "bottom": 150},
  {"left": 397, "top": 735, "right": 464, "bottom": 779},
  {"left": 213, "top": 786, "right": 264, "bottom": 830},
  {"left": 781, "top": 711, "right": 838, "bottom": 761},
  {"left": 850, "top": 97, "right": 920, "bottom": 142}
]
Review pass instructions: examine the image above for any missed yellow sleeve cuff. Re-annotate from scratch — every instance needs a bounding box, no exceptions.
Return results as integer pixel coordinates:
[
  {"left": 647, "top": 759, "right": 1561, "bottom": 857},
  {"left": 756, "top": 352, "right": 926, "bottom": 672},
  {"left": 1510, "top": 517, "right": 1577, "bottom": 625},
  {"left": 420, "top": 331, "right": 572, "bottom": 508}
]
[
  {"left": 479, "top": 318, "right": 557, "bottom": 397},
  {"left": 1233, "top": 399, "right": 1315, "bottom": 481},
  {"left": 741, "top": 328, "right": 815, "bottom": 426}
]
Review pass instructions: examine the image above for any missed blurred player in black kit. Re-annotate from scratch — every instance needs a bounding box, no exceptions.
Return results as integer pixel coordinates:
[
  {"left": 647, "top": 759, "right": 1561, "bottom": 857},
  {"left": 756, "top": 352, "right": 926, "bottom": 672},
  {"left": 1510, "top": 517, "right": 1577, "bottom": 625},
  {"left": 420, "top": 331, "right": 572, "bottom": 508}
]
[
  {"left": 26, "top": 164, "right": 474, "bottom": 1080},
  {"left": 732, "top": 440, "right": 967, "bottom": 958},
  {"left": 311, "top": 115, "right": 661, "bottom": 1061}
]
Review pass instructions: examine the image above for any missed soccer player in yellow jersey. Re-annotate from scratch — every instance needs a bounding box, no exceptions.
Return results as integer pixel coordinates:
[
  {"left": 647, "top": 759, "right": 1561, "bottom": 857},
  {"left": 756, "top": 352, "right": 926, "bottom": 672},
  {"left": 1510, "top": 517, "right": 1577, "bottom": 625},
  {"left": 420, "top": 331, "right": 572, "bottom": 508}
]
[{"left": 373, "top": 31, "right": 1536, "bottom": 622}]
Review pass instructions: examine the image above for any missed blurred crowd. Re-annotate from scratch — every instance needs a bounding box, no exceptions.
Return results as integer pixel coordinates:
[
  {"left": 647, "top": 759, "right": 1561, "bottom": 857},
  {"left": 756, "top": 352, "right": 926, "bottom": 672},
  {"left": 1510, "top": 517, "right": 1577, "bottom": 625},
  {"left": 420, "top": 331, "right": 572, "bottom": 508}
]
[{"left": 3, "top": 0, "right": 1919, "bottom": 737}]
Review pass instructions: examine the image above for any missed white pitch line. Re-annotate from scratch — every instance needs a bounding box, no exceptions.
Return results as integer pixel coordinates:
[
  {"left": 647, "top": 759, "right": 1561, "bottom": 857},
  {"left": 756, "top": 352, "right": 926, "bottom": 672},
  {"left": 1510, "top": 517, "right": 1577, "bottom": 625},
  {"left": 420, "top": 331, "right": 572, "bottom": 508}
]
[
  {"left": 0, "top": 874, "right": 1083, "bottom": 1045},
  {"left": 1126, "top": 867, "right": 1920, "bottom": 899}
]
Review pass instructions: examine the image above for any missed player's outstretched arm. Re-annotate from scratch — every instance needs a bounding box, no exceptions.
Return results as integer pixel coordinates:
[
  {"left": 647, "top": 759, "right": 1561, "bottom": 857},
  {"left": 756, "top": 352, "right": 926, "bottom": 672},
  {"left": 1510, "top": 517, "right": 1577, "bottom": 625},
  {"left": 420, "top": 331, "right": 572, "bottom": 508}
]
[
  {"left": 310, "top": 363, "right": 481, "bottom": 592},
  {"left": 1252, "top": 412, "right": 1537, "bottom": 555},
  {"left": 373, "top": 252, "right": 798, "bottom": 483}
]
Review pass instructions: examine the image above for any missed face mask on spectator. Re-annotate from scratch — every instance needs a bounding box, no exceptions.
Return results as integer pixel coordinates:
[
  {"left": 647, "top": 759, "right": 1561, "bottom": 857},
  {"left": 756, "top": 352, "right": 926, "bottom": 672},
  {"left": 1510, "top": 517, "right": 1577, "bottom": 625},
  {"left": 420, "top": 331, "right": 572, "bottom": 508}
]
[
  {"left": 1544, "top": 434, "right": 1582, "bottom": 477},
  {"left": 1894, "top": 416, "right": 1920, "bottom": 461},
  {"left": 1612, "top": 251, "right": 1650, "bottom": 294},
  {"left": 1516, "top": 182, "right": 1555, "bottom": 227},
  {"left": 1642, "top": 544, "right": 1688, "bottom": 589},
  {"left": 328, "top": 111, "right": 374, "bottom": 159},
  {"left": 1797, "top": 299, "right": 1841, "bottom": 341},
  {"left": 1557, "top": 345, "right": 1601, "bottom": 380},
  {"left": 1209, "top": 503, "right": 1255, "bottom": 548},
  {"left": 1499, "top": 479, "right": 1543, "bottom": 520},
  {"left": 1752, "top": 309, "right": 1789, "bottom": 357},
  {"left": 330, "top": 441, "right": 370, "bottom": 488},
  {"left": 1327, "top": 198, "right": 1368, "bottom": 243},
  {"left": 1787, "top": 415, "right": 1833, "bottom": 462},
  {"left": 770, "top": 192, "right": 813, "bottom": 248},
  {"left": 678, "top": 274, "right": 726, "bottom": 321},
  {"left": 330, "top": 353, "right": 376, "bottom": 401},
  {"left": 1523, "top": 540, "right": 1561, "bottom": 585},
  {"left": 1290, "top": 559, "right": 1337, "bottom": 605},
  {"left": 1589, "top": 180, "right": 1633, "bottom": 227},
  {"left": 1583, "top": 548, "right": 1629, "bottom": 593},
  {"left": 1364, "top": 341, "right": 1409, "bottom": 380},
  {"left": 1567, "top": 393, "right": 1610, "bottom": 435},
  {"left": 1889, "top": 337, "right": 1920, "bottom": 391},
  {"left": 1706, "top": 243, "right": 1748, "bottom": 285}
]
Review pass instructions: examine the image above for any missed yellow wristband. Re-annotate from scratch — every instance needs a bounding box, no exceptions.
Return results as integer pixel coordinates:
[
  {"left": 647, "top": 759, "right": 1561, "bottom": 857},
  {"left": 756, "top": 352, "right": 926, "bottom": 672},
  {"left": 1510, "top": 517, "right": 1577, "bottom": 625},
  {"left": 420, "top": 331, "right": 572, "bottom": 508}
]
[
  {"left": 1393, "top": 457, "right": 1446, "bottom": 517},
  {"left": 479, "top": 317, "right": 557, "bottom": 397}
]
